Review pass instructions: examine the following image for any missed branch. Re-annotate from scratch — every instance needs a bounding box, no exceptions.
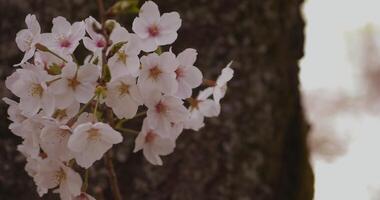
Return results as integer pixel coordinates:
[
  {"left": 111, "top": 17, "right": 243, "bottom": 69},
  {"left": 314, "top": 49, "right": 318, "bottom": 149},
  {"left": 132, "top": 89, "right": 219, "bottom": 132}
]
[{"left": 104, "top": 150, "right": 123, "bottom": 200}]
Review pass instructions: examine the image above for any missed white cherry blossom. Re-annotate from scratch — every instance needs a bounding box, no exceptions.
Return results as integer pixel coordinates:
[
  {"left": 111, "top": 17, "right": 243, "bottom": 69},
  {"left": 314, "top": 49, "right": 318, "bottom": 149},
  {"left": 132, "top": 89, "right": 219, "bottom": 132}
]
[
  {"left": 40, "top": 121, "right": 73, "bottom": 161},
  {"left": 132, "top": 1, "right": 181, "bottom": 52},
  {"left": 44, "top": 16, "right": 85, "bottom": 55},
  {"left": 105, "top": 75, "right": 142, "bottom": 119},
  {"left": 2, "top": 98, "right": 27, "bottom": 136},
  {"left": 5, "top": 63, "right": 55, "bottom": 116},
  {"left": 50, "top": 102, "right": 80, "bottom": 124},
  {"left": 213, "top": 62, "right": 234, "bottom": 103},
  {"left": 184, "top": 88, "right": 220, "bottom": 131},
  {"left": 173, "top": 48, "right": 203, "bottom": 99},
  {"left": 68, "top": 122, "right": 123, "bottom": 168},
  {"left": 134, "top": 118, "right": 175, "bottom": 165},
  {"left": 138, "top": 52, "right": 178, "bottom": 95},
  {"left": 15, "top": 14, "right": 41, "bottom": 66},
  {"left": 16, "top": 116, "right": 45, "bottom": 158},
  {"left": 49, "top": 62, "right": 100, "bottom": 108},
  {"left": 25, "top": 157, "right": 49, "bottom": 197},
  {"left": 145, "top": 92, "right": 188, "bottom": 136},
  {"left": 108, "top": 34, "right": 141, "bottom": 78},
  {"left": 34, "top": 50, "right": 70, "bottom": 74},
  {"left": 4, "top": 4, "right": 233, "bottom": 198},
  {"left": 83, "top": 16, "right": 107, "bottom": 58},
  {"left": 35, "top": 159, "right": 82, "bottom": 200}
]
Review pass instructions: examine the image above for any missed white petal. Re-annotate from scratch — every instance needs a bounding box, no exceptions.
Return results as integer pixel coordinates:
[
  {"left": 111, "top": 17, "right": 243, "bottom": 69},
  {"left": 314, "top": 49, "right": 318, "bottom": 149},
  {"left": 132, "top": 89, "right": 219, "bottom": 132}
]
[
  {"left": 156, "top": 32, "right": 177, "bottom": 46},
  {"left": 77, "top": 63, "right": 100, "bottom": 83},
  {"left": 83, "top": 37, "right": 97, "bottom": 52},
  {"left": 139, "top": 1, "right": 160, "bottom": 24},
  {"left": 62, "top": 62, "right": 77, "bottom": 79},
  {"left": 158, "top": 73, "right": 178, "bottom": 94},
  {"left": 139, "top": 37, "right": 158, "bottom": 52},
  {"left": 74, "top": 83, "right": 95, "bottom": 103},
  {"left": 159, "top": 52, "right": 178, "bottom": 72},
  {"left": 110, "top": 25, "right": 130, "bottom": 43},
  {"left": 175, "top": 80, "right": 192, "bottom": 99},
  {"left": 159, "top": 12, "right": 181, "bottom": 33},
  {"left": 52, "top": 16, "right": 71, "bottom": 35},
  {"left": 152, "top": 136, "right": 175, "bottom": 155},
  {"left": 70, "top": 21, "right": 86, "bottom": 41},
  {"left": 94, "top": 123, "right": 123, "bottom": 144},
  {"left": 49, "top": 79, "right": 68, "bottom": 95},
  {"left": 177, "top": 48, "right": 197, "bottom": 66},
  {"left": 65, "top": 167, "right": 82, "bottom": 197},
  {"left": 68, "top": 123, "right": 92, "bottom": 152},
  {"left": 132, "top": 17, "right": 149, "bottom": 39},
  {"left": 143, "top": 146, "right": 163, "bottom": 165},
  {"left": 199, "top": 99, "right": 220, "bottom": 117},
  {"left": 183, "top": 66, "right": 203, "bottom": 88},
  {"left": 198, "top": 87, "right": 213, "bottom": 100},
  {"left": 25, "top": 14, "right": 41, "bottom": 35},
  {"left": 216, "top": 62, "right": 234, "bottom": 86}
]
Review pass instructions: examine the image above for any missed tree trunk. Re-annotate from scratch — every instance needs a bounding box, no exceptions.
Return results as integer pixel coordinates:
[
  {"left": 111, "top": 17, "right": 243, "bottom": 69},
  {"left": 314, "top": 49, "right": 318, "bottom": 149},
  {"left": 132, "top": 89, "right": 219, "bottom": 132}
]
[{"left": 0, "top": 0, "right": 313, "bottom": 200}]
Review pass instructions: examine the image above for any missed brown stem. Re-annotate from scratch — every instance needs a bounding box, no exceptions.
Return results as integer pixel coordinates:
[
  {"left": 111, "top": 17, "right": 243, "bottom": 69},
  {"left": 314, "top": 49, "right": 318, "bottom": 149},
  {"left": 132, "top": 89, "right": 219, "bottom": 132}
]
[
  {"left": 96, "top": 0, "right": 111, "bottom": 83},
  {"left": 104, "top": 150, "right": 123, "bottom": 200}
]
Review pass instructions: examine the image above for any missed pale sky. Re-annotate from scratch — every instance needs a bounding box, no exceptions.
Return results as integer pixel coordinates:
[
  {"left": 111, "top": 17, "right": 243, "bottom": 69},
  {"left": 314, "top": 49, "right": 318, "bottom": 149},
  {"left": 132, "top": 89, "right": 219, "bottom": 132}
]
[{"left": 301, "top": 0, "right": 380, "bottom": 200}]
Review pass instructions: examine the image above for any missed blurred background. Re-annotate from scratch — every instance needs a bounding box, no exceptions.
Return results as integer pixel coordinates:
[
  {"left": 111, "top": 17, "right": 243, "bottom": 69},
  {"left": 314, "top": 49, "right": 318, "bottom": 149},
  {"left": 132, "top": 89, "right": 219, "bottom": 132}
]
[
  {"left": 2, "top": 0, "right": 380, "bottom": 199},
  {"left": 302, "top": 0, "right": 380, "bottom": 200}
]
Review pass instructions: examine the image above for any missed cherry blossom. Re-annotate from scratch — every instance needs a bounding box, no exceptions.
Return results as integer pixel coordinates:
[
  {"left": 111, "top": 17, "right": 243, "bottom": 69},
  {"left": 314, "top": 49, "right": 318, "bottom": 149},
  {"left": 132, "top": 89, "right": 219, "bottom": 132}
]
[
  {"left": 44, "top": 16, "right": 85, "bottom": 55},
  {"left": 173, "top": 48, "right": 203, "bottom": 99},
  {"left": 212, "top": 62, "right": 234, "bottom": 103},
  {"left": 145, "top": 92, "right": 188, "bottom": 136},
  {"left": 5, "top": 63, "right": 55, "bottom": 116},
  {"left": 108, "top": 34, "right": 141, "bottom": 79},
  {"left": 2, "top": 97, "right": 27, "bottom": 136},
  {"left": 34, "top": 50, "right": 70, "bottom": 74},
  {"left": 138, "top": 52, "right": 179, "bottom": 95},
  {"left": 49, "top": 62, "right": 100, "bottom": 108},
  {"left": 83, "top": 16, "right": 107, "bottom": 58},
  {"left": 35, "top": 159, "right": 82, "bottom": 200},
  {"left": 132, "top": 1, "right": 181, "bottom": 52},
  {"left": 4, "top": 3, "right": 233, "bottom": 198},
  {"left": 68, "top": 122, "right": 123, "bottom": 168},
  {"left": 184, "top": 88, "right": 220, "bottom": 131},
  {"left": 105, "top": 75, "right": 142, "bottom": 119},
  {"left": 134, "top": 118, "right": 175, "bottom": 165},
  {"left": 15, "top": 14, "right": 41, "bottom": 66},
  {"left": 40, "top": 121, "right": 73, "bottom": 161}
]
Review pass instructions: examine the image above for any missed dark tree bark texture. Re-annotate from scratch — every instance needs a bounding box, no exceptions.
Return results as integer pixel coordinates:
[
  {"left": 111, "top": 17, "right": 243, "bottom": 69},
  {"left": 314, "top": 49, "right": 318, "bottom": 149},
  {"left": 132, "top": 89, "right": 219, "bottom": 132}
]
[{"left": 0, "top": 0, "right": 313, "bottom": 200}]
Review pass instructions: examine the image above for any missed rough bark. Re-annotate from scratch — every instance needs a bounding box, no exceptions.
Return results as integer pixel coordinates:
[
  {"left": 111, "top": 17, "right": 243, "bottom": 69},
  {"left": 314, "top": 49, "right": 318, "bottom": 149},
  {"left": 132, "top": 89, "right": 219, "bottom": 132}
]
[{"left": 0, "top": 0, "right": 313, "bottom": 199}]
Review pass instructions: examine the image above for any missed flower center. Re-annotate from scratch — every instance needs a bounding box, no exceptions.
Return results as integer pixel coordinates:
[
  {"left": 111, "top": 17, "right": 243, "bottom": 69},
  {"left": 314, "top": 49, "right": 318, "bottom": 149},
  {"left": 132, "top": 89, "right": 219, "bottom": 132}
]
[
  {"left": 53, "top": 109, "right": 68, "bottom": 120},
  {"left": 118, "top": 83, "right": 130, "bottom": 96},
  {"left": 148, "top": 25, "right": 159, "bottom": 37},
  {"left": 96, "top": 39, "right": 106, "bottom": 48},
  {"left": 175, "top": 68, "right": 184, "bottom": 79},
  {"left": 145, "top": 131, "right": 157, "bottom": 143},
  {"left": 68, "top": 78, "right": 80, "bottom": 90},
  {"left": 155, "top": 101, "right": 167, "bottom": 113},
  {"left": 87, "top": 128, "right": 100, "bottom": 140},
  {"left": 188, "top": 98, "right": 200, "bottom": 110},
  {"left": 55, "top": 168, "right": 66, "bottom": 183},
  {"left": 117, "top": 51, "right": 128, "bottom": 65},
  {"left": 149, "top": 66, "right": 162, "bottom": 80},
  {"left": 60, "top": 39, "right": 71, "bottom": 48},
  {"left": 31, "top": 84, "right": 43, "bottom": 97}
]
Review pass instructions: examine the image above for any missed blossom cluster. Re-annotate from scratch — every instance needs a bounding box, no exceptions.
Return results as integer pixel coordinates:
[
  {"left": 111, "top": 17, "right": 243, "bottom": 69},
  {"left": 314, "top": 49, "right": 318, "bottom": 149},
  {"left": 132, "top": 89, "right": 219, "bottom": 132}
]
[{"left": 3, "top": 1, "right": 233, "bottom": 199}]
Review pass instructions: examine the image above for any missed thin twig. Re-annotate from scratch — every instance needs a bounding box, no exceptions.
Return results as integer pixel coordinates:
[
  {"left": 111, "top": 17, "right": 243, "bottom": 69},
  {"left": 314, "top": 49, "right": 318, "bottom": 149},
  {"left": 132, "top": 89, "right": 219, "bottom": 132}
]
[
  {"left": 104, "top": 150, "right": 123, "bottom": 200},
  {"left": 81, "top": 169, "right": 89, "bottom": 192}
]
